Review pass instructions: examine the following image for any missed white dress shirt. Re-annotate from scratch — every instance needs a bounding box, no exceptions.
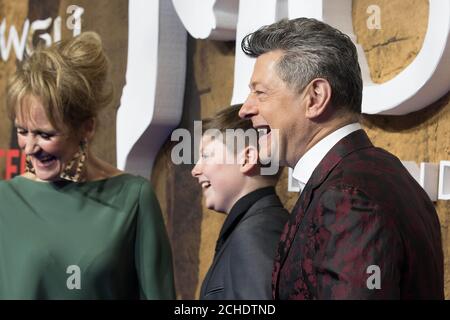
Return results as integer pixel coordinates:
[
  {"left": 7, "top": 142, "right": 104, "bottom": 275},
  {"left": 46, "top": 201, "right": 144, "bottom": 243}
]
[{"left": 292, "top": 123, "right": 362, "bottom": 193}]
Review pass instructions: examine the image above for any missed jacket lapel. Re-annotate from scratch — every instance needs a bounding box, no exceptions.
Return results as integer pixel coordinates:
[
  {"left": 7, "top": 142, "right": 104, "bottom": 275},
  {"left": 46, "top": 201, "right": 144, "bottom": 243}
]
[
  {"left": 202, "top": 194, "right": 283, "bottom": 298},
  {"left": 272, "top": 129, "right": 373, "bottom": 298},
  {"left": 272, "top": 177, "right": 315, "bottom": 298}
]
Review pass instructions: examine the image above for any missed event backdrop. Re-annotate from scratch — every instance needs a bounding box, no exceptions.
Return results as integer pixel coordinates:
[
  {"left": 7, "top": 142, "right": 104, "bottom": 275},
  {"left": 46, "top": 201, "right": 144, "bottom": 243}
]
[{"left": 0, "top": 0, "right": 449, "bottom": 300}]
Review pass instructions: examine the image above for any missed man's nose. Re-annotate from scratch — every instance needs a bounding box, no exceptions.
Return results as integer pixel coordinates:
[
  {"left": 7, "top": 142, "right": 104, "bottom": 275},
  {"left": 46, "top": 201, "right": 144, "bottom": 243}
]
[{"left": 239, "top": 95, "right": 258, "bottom": 119}]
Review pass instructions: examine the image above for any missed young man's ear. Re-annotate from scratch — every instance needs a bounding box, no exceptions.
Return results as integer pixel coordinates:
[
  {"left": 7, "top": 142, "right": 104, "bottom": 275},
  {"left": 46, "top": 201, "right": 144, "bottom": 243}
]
[
  {"left": 303, "top": 78, "right": 332, "bottom": 119},
  {"left": 239, "top": 146, "right": 259, "bottom": 175}
]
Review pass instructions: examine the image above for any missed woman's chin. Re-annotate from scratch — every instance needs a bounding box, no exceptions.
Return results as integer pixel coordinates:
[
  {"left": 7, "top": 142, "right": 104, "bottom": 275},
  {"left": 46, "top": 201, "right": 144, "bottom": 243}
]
[
  {"left": 34, "top": 171, "right": 59, "bottom": 181},
  {"left": 33, "top": 160, "right": 62, "bottom": 181}
]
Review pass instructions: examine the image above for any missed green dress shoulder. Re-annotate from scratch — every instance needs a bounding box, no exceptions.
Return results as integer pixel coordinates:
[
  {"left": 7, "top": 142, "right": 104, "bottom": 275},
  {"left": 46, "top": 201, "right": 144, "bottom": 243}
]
[{"left": 0, "top": 174, "right": 175, "bottom": 299}]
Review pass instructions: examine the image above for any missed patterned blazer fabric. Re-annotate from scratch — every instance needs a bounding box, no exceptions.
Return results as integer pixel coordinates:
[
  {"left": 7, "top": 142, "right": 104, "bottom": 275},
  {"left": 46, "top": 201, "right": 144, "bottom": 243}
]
[{"left": 273, "top": 130, "right": 444, "bottom": 300}]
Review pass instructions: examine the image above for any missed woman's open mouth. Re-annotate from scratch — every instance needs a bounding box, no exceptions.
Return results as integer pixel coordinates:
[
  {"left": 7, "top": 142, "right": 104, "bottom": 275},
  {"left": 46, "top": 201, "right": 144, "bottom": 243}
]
[{"left": 33, "top": 153, "right": 57, "bottom": 168}]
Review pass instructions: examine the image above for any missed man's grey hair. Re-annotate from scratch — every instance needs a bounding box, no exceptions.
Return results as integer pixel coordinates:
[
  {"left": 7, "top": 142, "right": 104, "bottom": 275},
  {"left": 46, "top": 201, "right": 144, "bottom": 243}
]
[{"left": 241, "top": 18, "right": 363, "bottom": 114}]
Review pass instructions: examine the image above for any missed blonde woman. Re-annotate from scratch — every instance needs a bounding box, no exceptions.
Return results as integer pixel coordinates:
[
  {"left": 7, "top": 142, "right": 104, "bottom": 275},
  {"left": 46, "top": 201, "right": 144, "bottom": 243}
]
[{"left": 0, "top": 32, "right": 175, "bottom": 299}]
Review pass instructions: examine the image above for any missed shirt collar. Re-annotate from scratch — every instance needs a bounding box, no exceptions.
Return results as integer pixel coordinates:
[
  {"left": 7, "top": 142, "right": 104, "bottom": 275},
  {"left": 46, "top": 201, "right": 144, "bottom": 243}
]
[
  {"left": 214, "top": 186, "right": 276, "bottom": 256},
  {"left": 293, "top": 123, "right": 362, "bottom": 192}
]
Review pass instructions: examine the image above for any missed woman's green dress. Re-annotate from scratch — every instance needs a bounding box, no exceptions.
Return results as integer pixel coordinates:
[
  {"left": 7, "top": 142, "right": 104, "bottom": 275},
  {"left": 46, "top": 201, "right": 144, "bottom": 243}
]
[{"left": 0, "top": 174, "right": 175, "bottom": 299}]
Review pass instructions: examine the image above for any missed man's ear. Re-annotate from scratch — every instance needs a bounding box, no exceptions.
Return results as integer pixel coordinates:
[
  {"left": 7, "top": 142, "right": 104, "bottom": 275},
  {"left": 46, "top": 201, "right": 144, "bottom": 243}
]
[
  {"left": 239, "top": 146, "right": 259, "bottom": 175},
  {"left": 303, "top": 78, "right": 332, "bottom": 119}
]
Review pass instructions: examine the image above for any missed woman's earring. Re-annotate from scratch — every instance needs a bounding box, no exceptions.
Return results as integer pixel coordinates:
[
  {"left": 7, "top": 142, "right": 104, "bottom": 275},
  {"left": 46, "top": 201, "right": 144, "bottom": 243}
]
[
  {"left": 60, "top": 140, "right": 87, "bottom": 182},
  {"left": 25, "top": 155, "right": 35, "bottom": 174},
  {"left": 74, "top": 140, "right": 87, "bottom": 181}
]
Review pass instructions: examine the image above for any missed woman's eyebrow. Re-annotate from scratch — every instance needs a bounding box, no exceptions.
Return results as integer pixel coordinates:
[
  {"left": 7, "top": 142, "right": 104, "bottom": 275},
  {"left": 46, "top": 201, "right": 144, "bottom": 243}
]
[
  {"left": 14, "top": 124, "right": 57, "bottom": 134},
  {"left": 14, "top": 123, "right": 28, "bottom": 131}
]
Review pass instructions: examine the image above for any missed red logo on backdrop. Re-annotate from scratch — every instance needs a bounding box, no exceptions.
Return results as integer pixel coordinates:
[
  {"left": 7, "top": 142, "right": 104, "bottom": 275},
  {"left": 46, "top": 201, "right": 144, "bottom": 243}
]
[{"left": 0, "top": 149, "right": 26, "bottom": 180}]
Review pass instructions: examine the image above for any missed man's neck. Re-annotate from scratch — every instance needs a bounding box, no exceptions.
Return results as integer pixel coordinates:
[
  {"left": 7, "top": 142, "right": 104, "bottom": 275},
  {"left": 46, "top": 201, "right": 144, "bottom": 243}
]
[{"left": 289, "top": 114, "right": 359, "bottom": 168}]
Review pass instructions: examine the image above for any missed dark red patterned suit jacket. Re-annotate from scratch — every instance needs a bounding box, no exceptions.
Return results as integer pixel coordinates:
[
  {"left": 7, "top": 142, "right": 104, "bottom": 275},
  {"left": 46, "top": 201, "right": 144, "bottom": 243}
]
[{"left": 273, "top": 130, "right": 444, "bottom": 299}]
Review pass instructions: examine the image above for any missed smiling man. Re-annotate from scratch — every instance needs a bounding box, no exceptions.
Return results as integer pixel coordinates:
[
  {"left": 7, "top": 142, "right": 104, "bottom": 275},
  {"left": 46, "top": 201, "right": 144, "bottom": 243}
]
[{"left": 239, "top": 18, "right": 444, "bottom": 299}]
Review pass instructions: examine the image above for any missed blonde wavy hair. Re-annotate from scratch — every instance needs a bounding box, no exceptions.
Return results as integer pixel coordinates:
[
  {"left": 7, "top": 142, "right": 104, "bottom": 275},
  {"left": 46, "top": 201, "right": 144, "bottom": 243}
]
[{"left": 7, "top": 31, "right": 113, "bottom": 137}]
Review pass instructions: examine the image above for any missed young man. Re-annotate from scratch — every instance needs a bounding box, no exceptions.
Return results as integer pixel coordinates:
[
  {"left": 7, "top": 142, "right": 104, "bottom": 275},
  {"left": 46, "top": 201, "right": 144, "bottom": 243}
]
[
  {"left": 191, "top": 104, "right": 288, "bottom": 300},
  {"left": 239, "top": 17, "right": 444, "bottom": 299}
]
